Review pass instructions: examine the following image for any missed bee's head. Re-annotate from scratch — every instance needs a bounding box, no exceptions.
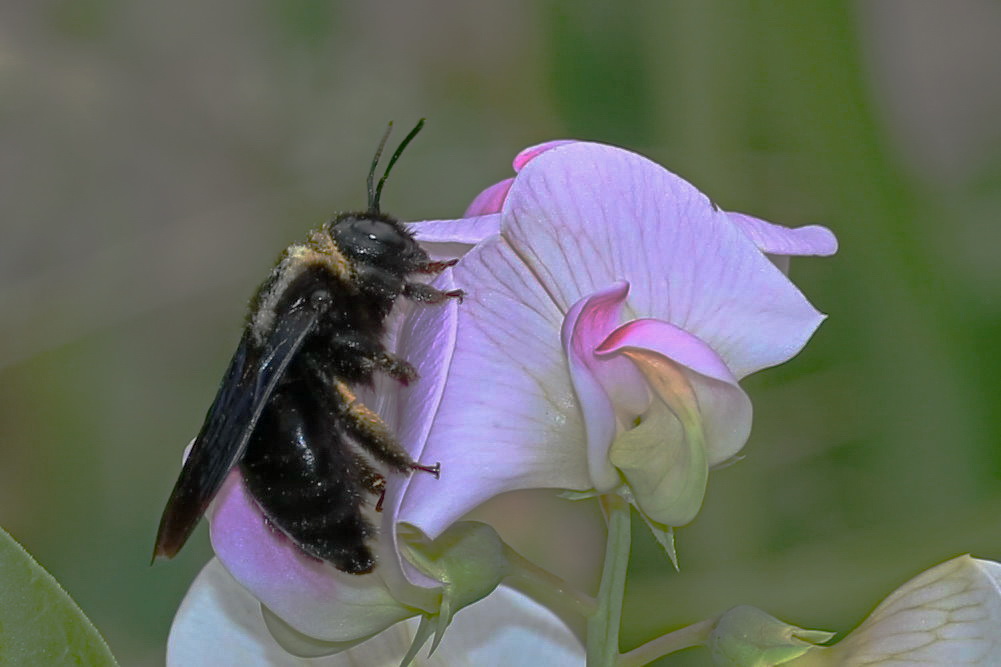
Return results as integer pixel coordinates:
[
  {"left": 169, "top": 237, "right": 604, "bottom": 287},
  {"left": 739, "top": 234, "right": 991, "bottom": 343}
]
[
  {"left": 328, "top": 212, "right": 428, "bottom": 274},
  {"left": 325, "top": 120, "right": 433, "bottom": 276}
]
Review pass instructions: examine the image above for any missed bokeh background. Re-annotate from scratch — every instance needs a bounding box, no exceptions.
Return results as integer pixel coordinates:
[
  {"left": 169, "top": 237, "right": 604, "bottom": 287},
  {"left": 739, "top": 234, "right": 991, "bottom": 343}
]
[{"left": 2, "top": 1, "right": 1001, "bottom": 664}]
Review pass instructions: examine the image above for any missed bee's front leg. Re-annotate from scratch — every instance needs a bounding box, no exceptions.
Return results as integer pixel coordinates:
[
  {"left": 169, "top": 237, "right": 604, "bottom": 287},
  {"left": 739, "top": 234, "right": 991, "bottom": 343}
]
[
  {"left": 414, "top": 258, "right": 458, "bottom": 274},
  {"left": 403, "top": 282, "right": 464, "bottom": 304}
]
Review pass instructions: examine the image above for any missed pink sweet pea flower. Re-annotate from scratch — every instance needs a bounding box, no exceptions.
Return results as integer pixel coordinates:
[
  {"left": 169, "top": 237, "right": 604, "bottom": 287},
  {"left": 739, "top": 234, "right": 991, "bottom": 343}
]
[
  {"left": 177, "top": 139, "right": 836, "bottom": 657},
  {"left": 406, "top": 140, "right": 836, "bottom": 536}
]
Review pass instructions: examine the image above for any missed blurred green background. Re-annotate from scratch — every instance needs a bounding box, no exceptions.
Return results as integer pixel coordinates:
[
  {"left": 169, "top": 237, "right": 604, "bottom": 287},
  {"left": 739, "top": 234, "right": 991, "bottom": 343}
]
[{"left": 2, "top": 1, "right": 1001, "bottom": 664}]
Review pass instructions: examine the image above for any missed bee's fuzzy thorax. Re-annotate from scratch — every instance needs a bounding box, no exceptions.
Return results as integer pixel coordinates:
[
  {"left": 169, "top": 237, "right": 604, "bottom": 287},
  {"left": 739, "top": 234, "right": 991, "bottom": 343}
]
[{"left": 248, "top": 232, "right": 346, "bottom": 342}]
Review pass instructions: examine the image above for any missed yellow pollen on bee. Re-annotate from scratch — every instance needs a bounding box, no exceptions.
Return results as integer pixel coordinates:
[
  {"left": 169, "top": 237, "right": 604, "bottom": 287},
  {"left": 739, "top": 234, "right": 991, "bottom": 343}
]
[
  {"left": 333, "top": 381, "right": 385, "bottom": 428},
  {"left": 307, "top": 230, "right": 352, "bottom": 280}
]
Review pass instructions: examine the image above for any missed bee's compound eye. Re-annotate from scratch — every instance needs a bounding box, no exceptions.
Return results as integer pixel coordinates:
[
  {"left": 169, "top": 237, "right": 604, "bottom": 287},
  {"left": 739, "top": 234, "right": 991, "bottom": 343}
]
[
  {"left": 354, "top": 219, "right": 405, "bottom": 246},
  {"left": 310, "top": 290, "right": 332, "bottom": 311}
]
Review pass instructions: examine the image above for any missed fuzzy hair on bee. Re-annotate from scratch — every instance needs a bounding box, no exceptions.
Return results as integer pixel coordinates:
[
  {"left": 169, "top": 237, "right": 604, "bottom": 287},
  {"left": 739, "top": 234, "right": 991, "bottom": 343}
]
[{"left": 153, "top": 120, "right": 462, "bottom": 574}]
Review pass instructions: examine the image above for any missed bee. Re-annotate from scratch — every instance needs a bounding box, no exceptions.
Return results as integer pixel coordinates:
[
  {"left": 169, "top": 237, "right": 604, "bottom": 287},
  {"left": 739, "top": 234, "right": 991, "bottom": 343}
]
[{"left": 153, "top": 120, "right": 461, "bottom": 574}]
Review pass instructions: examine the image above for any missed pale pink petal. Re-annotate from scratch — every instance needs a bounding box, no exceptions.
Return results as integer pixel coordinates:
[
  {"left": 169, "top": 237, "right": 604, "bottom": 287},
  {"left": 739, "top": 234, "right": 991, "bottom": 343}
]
[
  {"left": 389, "top": 271, "right": 461, "bottom": 480},
  {"left": 380, "top": 270, "right": 466, "bottom": 597},
  {"left": 398, "top": 237, "right": 592, "bottom": 539},
  {"left": 563, "top": 283, "right": 650, "bottom": 414},
  {"left": 464, "top": 179, "right": 514, "bottom": 216},
  {"left": 458, "top": 141, "right": 578, "bottom": 219},
  {"left": 406, "top": 214, "right": 500, "bottom": 253},
  {"left": 727, "top": 212, "right": 838, "bottom": 257},
  {"left": 561, "top": 292, "right": 622, "bottom": 492},
  {"left": 597, "top": 318, "right": 752, "bottom": 465},
  {"left": 562, "top": 283, "right": 649, "bottom": 491},
  {"left": 501, "top": 142, "right": 827, "bottom": 379}
]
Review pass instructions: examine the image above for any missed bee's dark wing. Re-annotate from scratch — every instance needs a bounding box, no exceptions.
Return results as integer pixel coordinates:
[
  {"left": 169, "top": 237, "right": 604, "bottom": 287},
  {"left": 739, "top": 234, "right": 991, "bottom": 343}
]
[{"left": 153, "top": 306, "right": 320, "bottom": 560}]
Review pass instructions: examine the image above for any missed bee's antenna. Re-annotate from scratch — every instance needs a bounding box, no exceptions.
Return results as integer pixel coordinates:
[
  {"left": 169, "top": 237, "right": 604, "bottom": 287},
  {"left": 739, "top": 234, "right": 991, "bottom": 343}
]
[
  {"left": 370, "top": 118, "right": 425, "bottom": 215},
  {"left": 367, "top": 122, "right": 395, "bottom": 214}
]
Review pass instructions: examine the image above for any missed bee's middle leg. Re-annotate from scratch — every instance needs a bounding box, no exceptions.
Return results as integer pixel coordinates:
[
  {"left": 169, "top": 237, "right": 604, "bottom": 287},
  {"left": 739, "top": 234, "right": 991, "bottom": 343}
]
[{"left": 328, "top": 333, "right": 416, "bottom": 384}]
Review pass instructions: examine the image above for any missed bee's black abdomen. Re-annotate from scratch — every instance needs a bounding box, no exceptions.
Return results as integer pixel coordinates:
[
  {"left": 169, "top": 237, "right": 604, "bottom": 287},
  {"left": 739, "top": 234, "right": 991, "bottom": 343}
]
[{"left": 240, "top": 377, "right": 377, "bottom": 574}]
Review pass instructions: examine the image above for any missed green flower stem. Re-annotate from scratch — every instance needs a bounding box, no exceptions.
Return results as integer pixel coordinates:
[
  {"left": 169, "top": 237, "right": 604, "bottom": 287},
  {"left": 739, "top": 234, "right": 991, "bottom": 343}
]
[
  {"left": 503, "top": 546, "right": 599, "bottom": 620},
  {"left": 586, "top": 494, "right": 632, "bottom": 666},
  {"left": 617, "top": 618, "right": 717, "bottom": 667}
]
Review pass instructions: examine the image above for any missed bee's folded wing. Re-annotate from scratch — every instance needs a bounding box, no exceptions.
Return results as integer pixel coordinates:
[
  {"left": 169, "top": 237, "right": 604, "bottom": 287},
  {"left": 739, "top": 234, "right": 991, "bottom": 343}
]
[{"left": 153, "top": 306, "right": 320, "bottom": 560}]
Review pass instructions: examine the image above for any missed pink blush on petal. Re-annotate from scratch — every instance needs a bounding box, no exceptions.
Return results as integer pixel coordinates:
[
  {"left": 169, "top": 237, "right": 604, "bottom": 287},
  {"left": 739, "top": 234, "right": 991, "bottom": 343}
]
[
  {"left": 512, "top": 140, "right": 577, "bottom": 171},
  {"left": 596, "top": 318, "right": 736, "bottom": 385},
  {"left": 208, "top": 473, "right": 419, "bottom": 641},
  {"left": 464, "top": 178, "right": 514, "bottom": 216},
  {"left": 209, "top": 472, "right": 339, "bottom": 599}
]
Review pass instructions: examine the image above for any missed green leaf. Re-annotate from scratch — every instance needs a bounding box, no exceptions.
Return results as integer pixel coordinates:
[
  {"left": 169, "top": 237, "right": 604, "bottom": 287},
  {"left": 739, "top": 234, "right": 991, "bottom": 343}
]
[{"left": 0, "top": 526, "right": 118, "bottom": 666}]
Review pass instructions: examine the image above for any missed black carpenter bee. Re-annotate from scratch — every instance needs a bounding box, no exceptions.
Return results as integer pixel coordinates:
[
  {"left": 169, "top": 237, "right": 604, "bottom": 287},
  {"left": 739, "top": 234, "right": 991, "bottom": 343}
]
[{"left": 153, "top": 120, "right": 461, "bottom": 574}]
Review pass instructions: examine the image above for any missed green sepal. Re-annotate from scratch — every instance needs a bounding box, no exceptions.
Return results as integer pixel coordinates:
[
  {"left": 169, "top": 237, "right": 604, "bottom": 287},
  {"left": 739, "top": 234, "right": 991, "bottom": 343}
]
[
  {"left": 398, "top": 521, "right": 512, "bottom": 664},
  {"left": 637, "top": 512, "right": 680, "bottom": 571},
  {"left": 398, "top": 615, "right": 436, "bottom": 667},
  {"left": 709, "top": 605, "right": 834, "bottom": 666},
  {"left": 261, "top": 605, "right": 382, "bottom": 658}
]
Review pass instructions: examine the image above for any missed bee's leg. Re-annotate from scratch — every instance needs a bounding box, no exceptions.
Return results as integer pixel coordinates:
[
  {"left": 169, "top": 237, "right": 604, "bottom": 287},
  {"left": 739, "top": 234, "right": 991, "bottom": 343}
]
[
  {"left": 326, "top": 332, "right": 416, "bottom": 384},
  {"left": 332, "top": 381, "right": 414, "bottom": 471},
  {"left": 372, "top": 351, "right": 417, "bottom": 385},
  {"left": 375, "top": 463, "right": 440, "bottom": 512},
  {"left": 347, "top": 456, "right": 427, "bottom": 514},
  {"left": 403, "top": 282, "right": 465, "bottom": 304},
  {"left": 349, "top": 450, "right": 388, "bottom": 510},
  {"left": 353, "top": 453, "right": 385, "bottom": 495},
  {"left": 412, "top": 461, "right": 440, "bottom": 478},
  {"left": 330, "top": 378, "right": 440, "bottom": 482},
  {"left": 414, "top": 258, "right": 458, "bottom": 274}
]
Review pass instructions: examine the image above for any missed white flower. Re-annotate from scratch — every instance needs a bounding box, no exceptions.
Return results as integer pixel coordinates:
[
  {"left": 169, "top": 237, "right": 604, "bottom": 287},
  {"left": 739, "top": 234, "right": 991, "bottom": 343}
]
[
  {"left": 168, "top": 558, "right": 584, "bottom": 666},
  {"left": 793, "top": 556, "right": 1001, "bottom": 666}
]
